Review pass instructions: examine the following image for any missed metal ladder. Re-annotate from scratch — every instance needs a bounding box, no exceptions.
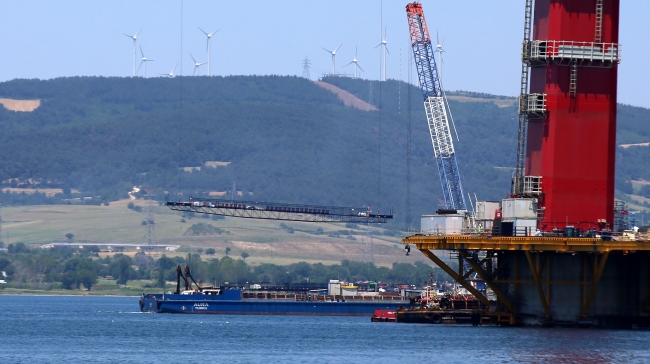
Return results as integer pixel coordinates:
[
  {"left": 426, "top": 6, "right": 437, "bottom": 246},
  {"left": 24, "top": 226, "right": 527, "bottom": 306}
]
[
  {"left": 569, "top": 64, "right": 578, "bottom": 97},
  {"left": 514, "top": 0, "right": 535, "bottom": 195},
  {"left": 595, "top": 0, "right": 604, "bottom": 43}
]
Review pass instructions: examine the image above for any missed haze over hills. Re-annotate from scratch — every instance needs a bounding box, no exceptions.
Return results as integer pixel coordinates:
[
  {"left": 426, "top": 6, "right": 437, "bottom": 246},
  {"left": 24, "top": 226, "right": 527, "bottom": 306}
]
[{"left": 0, "top": 75, "right": 648, "bottom": 231}]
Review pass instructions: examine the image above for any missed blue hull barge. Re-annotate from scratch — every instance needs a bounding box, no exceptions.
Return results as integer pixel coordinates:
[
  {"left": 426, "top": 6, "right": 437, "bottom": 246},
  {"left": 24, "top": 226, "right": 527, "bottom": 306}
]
[{"left": 140, "top": 265, "right": 407, "bottom": 316}]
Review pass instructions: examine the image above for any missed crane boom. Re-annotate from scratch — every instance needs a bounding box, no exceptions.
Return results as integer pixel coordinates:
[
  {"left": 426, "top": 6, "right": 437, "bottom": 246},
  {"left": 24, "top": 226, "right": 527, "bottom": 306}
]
[{"left": 406, "top": 2, "right": 466, "bottom": 211}]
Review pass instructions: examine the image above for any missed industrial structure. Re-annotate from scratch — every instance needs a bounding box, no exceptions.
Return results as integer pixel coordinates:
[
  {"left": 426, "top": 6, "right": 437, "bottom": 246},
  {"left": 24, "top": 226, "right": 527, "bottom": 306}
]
[
  {"left": 167, "top": 198, "right": 393, "bottom": 224},
  {"left": 514, "top": 0, "right": 621, "bottom": 231},
  {"left": 406, "top": 1, "right": 465, "bottom": 211},
  {"left": 403, "top": 1, "right": 650, "bottom": 328}
]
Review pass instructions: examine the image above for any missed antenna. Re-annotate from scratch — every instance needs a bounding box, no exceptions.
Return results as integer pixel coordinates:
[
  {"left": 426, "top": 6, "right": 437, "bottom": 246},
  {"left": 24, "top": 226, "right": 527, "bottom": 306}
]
[
  {"left": 190, "top": 53, "right": 207, "bottom": 76},
  {"left": 322, "top": 43, "right": 343, "bottom": 75},
  {"left": 198, "top": 27, "right": 219, "bottom": 76},
  {"left": 343, "top": 46, "right": 364, "bottom": 78},
  {"left": 138, "top": 46, "right": 154, "bottom": 78},
  {"left": 123, "top": 28, "right": 142, "bottom": 77},
  {"left": 302, "top": 56, "right": 311, "bottom": 79}
]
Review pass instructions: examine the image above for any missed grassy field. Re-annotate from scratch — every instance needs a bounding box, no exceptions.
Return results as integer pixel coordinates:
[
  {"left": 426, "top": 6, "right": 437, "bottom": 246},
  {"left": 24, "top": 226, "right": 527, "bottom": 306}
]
[
  {"left": 0, "top": 278, "right": 167, "bottom": 296},
  {"left": 2, "top": 200, "right": 420, "bottom": 267}
]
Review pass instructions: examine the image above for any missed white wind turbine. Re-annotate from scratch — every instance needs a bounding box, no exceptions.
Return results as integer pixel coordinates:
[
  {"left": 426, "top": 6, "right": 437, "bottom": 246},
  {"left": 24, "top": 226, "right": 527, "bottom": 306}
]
[
  {"left": 375, "top": 26, "right": 390, "bottom": 81},
  {"left": 138, "top": 46, "right": 154, "bottom": 78},
  {"left": 190, "top": 54, "right": 207, "bottom": 76},
  {"left": 434, "top": 31, "right": 460, "bottom": 142},
  {"left": 158, "top": 63, "right": 178, "bottom": 78},
  {"left": 199, "top": 27, "right": 219, "bottom": 76},
  {"left": 123, "top": 28, "right": 142, "bottom": 77},
  {"left": 435, "top": 30, "right": 446, "bottom": 81},
  {"left": 322, "top": 43, "right": 343, "bottom": 75},
  {"left": 344, "top": 46, "right": 364, "bottom": 78}
]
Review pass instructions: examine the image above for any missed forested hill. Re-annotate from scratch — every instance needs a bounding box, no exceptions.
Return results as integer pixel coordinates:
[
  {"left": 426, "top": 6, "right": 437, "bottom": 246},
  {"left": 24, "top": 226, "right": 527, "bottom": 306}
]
[{"left": 0, "top": 75, "right": 648, "bottom": 230}]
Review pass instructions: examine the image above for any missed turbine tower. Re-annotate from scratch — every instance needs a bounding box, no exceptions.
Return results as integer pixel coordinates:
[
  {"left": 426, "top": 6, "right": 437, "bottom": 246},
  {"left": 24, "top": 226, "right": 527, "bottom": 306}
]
[
  {"left": 322, "top": 43, "right": 342, "bottom": 75},
  {"left": 190, "top": 54, "right": 207, "bottom": 76},
  {"left": 344, "top": 46, "right": 364, "bottom": 78},
  {"left": 138, "top": 46, "right": 154, "bottom": 78},
  {"left": 199, "top": 27, "right": 218, "bottom": 76},
  {"left": 123, "top": 29, "right": 142, "bottom": 77},
  {"left": 375, "top": 27, "right": 390, "bottom": 81}
]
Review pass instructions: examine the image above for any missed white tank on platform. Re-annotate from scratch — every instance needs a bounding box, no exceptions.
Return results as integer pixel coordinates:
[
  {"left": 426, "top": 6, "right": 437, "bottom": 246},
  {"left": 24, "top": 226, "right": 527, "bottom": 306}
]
[
  {"left": 421, "top": 214, "right": 465, "bottom": 235},
  {"left": 501, "top": 198, "right": 538, "bottom": 219}
]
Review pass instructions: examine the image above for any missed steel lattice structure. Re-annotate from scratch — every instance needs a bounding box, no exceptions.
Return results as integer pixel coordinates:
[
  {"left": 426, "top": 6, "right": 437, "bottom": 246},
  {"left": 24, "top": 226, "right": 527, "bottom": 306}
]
[
  {"left": 406, "top": 2, "right": 466, "bottom": 211},
  {"left": 167, "top": 199, "right": 392, "bottom": 223}
]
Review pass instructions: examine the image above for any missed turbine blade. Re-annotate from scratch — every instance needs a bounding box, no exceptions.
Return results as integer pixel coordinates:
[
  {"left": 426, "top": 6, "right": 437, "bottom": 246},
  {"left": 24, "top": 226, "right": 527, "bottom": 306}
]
[
  {"left": 123, "top": 33, "right": 134, "bottom": 39},
  {"left": 356, "top": 64, "right": 364, "bottom": 72},
  {"left": 190, "top": 53, "right": 197, "bottom": 63},
  {"left": 343, "top": 61, "right": 354, "bottom": 67},
  {"left": 137, "top": 61, "right": 144, "bottom": 73},
  {"left": 385, "top": 46, "right": 390, "bottom": 55},
  {"left": 334, "top": 43, "right": 343, "bottom": 53},
  {"left": 322, "top": 47, "right": 333, "bottom": 54},
  {"left": 374, "top": 43, "right": 382, "bottom": 49},
  {"left": 198, "top": 27, "right": 208, "bottom": 35},
  {"left": 209, "top": 30, "right": 219, "bottom": 36},
  {"left": 172, "top": 63, "right": 178, "bottom": 73},
  {"left": 135, "top": 28, "right": 142, "bottom": 38},
  {"left": 436, "top": 29, "right": 440, "bottom": 46},
  {"left": 140, "top": 46, "right": 144, "bottom": 58}
]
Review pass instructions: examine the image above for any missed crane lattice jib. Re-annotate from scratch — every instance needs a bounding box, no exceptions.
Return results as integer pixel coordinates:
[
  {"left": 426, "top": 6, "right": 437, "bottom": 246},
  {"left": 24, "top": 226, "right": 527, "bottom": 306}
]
[{"left": 406, "top": 2, "right": 466, "bottom": 211}]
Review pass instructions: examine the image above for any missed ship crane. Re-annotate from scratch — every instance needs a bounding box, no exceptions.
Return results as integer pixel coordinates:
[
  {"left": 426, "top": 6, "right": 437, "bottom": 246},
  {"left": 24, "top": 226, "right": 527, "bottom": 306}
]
[{"left": 406, "top": 2, "right": 466, "bottom": 212}]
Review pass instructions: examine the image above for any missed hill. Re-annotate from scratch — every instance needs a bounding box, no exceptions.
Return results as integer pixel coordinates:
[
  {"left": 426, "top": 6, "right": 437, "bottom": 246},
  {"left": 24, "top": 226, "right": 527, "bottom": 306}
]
[{"left": 0, "top": 75, "right": 648, "bottom": 234}]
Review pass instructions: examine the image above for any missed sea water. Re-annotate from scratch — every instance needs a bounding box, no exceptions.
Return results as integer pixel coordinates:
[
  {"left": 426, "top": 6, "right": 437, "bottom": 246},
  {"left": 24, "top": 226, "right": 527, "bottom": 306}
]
[{"left": 1, "top": 295, "right": 649, "bottom": 363}]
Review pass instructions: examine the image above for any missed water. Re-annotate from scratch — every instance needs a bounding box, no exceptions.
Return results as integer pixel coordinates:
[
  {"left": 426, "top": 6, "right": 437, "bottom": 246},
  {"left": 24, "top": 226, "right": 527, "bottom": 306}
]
[{"left": 1, "top": 296, "right": 650, "bottom": 363}]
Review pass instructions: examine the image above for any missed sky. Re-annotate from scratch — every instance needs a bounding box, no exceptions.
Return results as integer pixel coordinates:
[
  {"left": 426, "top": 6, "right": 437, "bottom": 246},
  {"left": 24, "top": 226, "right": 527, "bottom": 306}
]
[{"left": 0, "top": 0, "right": 648, "bottom": 108}]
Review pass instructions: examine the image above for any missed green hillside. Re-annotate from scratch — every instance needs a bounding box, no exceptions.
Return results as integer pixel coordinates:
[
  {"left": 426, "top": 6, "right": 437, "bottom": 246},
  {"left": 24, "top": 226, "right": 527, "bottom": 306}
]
[{"left": 0, "top": 75, "right": 648, "bottom": 231}]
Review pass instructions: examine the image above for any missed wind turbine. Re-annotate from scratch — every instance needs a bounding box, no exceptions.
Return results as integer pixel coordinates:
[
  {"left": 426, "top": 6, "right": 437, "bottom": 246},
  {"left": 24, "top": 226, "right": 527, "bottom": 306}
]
[
  {"left": 434, "top": 31, "right": 460, "bottom": 142},
  {"left": 198, "top": 28, "right": 219, "bottom": 76},
  {"left": 322, "top": 43, "right": 342, "bottom": 75},
  {"left": 435, "top": 30, "right": 446, "bottom": 81},
  {"left": 138, "top": 46, "right": 154, "bottom": 78},
  {"left": 158, "top": 63, "right": 178, "bottom": 78},
  {"left": 190, "top": 53, "right": 207, "bottom": 76},
  {"left": 123, "top": 28, "right": 142, "bottom": 77},
  {"left": 374, "top": 26, "right": 390, "bottom": 81},
  {"left": 344, "top": 46, "right": 364, "bottom": 78}
]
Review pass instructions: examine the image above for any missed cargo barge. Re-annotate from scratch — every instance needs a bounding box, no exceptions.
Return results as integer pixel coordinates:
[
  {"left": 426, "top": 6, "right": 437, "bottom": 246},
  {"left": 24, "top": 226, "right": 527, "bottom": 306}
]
[{"left": 140, "top": 265, "right": 407, "bottom": 316}]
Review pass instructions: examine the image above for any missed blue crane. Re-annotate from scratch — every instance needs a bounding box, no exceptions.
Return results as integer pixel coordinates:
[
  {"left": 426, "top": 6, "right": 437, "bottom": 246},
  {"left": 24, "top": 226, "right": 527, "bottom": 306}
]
[{"left": 406, "top": 2, "right": 466, "bottom": 211}]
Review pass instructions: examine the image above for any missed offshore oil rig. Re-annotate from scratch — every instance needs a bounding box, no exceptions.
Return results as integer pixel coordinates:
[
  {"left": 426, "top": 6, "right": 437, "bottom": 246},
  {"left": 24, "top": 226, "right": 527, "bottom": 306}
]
[{"left": 403, "top": 1, "right": 650, "bottom": 328}]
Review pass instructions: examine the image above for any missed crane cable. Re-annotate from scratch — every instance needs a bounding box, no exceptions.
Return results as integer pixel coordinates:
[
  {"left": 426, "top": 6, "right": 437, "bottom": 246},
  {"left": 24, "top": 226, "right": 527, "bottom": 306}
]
[{"left": 178, "top": 0, "right": 184, "bottom": 229}]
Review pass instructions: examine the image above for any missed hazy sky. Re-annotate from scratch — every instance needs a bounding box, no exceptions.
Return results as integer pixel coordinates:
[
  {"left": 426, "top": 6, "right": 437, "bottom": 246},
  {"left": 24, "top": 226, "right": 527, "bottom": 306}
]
[{"left": 0, "top": 1, "right": 648, "bottom": 108}]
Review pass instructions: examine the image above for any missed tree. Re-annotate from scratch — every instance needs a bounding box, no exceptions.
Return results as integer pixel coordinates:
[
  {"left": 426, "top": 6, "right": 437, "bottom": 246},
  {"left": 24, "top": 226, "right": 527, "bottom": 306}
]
[
  {"left": 65, "top": 233, "right": 74, "bottom": 241},
  {"left": 225, "top": 247, "right": 231, "bottom": 256},
  {"left": 77, "top": 269, "right": 97, "bottom": 290},
  {"left": 196, "top": 248, "right": 204, "bottom": 255},
  {"left": 206, "top": 248, "right": 216, "bottom": 255},
  {"left": 110, "top": 256, "right": 135, "bottom": 285},
  {"left": 240, "top": 251, "right": 249, "bottom": 261}
]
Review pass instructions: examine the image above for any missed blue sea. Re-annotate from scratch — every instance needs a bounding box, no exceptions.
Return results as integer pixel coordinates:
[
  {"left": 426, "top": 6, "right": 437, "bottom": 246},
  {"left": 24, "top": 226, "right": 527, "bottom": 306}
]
[{"left": 1, "top": 296, "right": 650, "bottom": 363}]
